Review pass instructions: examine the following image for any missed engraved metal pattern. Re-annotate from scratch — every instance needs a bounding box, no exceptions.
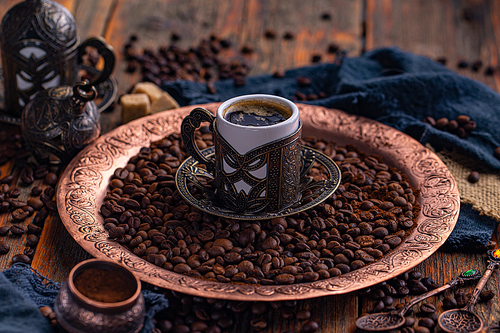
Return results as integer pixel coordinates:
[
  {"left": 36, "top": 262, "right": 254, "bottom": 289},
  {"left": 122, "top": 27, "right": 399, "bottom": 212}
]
[
  {"left": 54, "top": 284, "right": 144, "bottom": 333},
  {"left": 212, "top": 122, "right": 302, "bottom": 212},
  {"left": 438, "top": 310, "right": 482, "bottom": 333},
  {"left": 57, "top": 103, "right": 460, "bottom": 301},
  {"left": 0, "top": 0, "right": 79, "bottom": 117},
  {"left": 21, "top": 82, "right": 101, "bottom": 164},
  {"left": 0, "top": 1, "right": 116, "bottom": 120},
  {"left": 356, "top": 313, "right": 402, "bottom": 331},
  {"left": 180, "top": 107, "right": 303, "bottom": 213},
  {"left": 175, "top": 145, "right": 340, "bottom": 220}
]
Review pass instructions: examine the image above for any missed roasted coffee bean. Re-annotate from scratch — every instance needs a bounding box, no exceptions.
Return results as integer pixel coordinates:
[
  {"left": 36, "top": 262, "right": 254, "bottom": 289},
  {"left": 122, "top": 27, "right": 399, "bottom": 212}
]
[
  {"left": 495, "top": 146, "right": 500, "bottom": 160},
  {"left": 251, "top": 302, "right": 268, "bottom": 316},
  {"left": 423, "top": 116, "right": 436, "bottom": 126},
  {"left": 0, "top": 226, "right": 10, "bottom": 236},
  {"left": 27, "top": 224, "right": 43, "bottom": 234},
  {"left": 404, "top": 316, "right": 415, "bottom": 327},
  {"left": 418, "top": 317, "right": 435, "bottom": 329},
  {"left": 414, "top": 327, "right": 430, "bottom": 333},
  {"left": 435, "top": 118, "right": 449, "bottom": 129},
  {"left": 21, "top": 167, "right": 34, "bottom": 185},
  {"left": 12, "top": 253, "right": 31, "bottom": 264},
  {"left": 442, "top": 295, "right": 457, "bottom": 309},
  {"left": 45, "top": 173, "right": 58, "bottom": 186},
  {"left": 34, "top": 167, "right": 49, "bottom": 179},
  {"left": 420, "top": 303, "right": 436, "bottom": 315},
  {"left": 250, "top": 318, "right": 267, "bottom": 330},
  {"left": 10, "top": 225, "right": 25, "bottom": 236},
  {"left": 26, "top": 234, "right": 39, "bottom": 247},
  {"left": 0, "top": 241, "right": 10, "bottom": 254},
  {"left": 479, "top": 290, "right": 495, "bottom": 302},
  {"left": 296, "top": 309, "right": 311, "bottom": 320},
  {"left": 409, "top": 283, "right": 428, "bottom": 295},
  {"left": 31, "top": 186, "right": 43, "bottom": 197},
  {"left": 468, "top": 171, "right": 480, "bottom": 183},
  {"left": 9, "top": 187, "right": 21, "bottom": 198},
  {"left": 8, "top": 198, "right": 28, "bottom": 209},
  {"left": 12, "top": 208, "right": 30, "bottom": 221},
  {"left": 23, "top": 247, "right": 35, "bottom": 258},
  {"left": 297, "top": 76, "right": 312, "bottom": 87},
  {"left": 371, "top": 288, "right": 385, "bottom": 299},
  {"left": 409, "top": 271, "right": 422, "bottom": 280},
  {"left": 301, "top": 320, "right": 319, "bottom": 333},
  {"left": 371, "top": 300, "right": 385, "bottom": 313},
  {"left": 0, "top": 175, "right": 14, "bottom": 184},
  {"left": 27, "top": 198, "right": 44, "bottom": 210}
]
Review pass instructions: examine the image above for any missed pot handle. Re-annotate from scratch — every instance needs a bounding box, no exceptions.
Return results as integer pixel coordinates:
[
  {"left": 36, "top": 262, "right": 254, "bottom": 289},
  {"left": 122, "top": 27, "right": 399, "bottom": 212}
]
[{"left": 78, "top": 36, "right": 116, "bottom": 87}]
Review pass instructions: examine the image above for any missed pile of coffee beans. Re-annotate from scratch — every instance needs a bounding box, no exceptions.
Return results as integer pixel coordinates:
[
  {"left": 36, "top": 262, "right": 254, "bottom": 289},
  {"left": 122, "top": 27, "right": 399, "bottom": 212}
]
[
  {"left": 0, "top": 127, "right": 59, "bottom": 266},
  {"left": 152, "top": 290, "right": 319, "bottom": 333},
  {"left": 100, "top": 129, "right": 420, "bottom": 286},
  {"left": 122, "top": 34, "right": 250, "bottom": 91},
  {"left": 423, "top": 114, "right": 476, "bottom": 139}
]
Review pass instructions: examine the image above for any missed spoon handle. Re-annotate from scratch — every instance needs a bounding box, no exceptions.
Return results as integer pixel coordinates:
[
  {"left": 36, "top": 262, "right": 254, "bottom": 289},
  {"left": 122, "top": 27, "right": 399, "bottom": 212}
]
[
  {"left": 400, "top": 281, "right": 455, "bottom": 315},
  {"left": 400, "top": 269, "right": 482, "bottom": 316},
  {"left": 463, "top": 262, "right": 495, "bottom": 312}
]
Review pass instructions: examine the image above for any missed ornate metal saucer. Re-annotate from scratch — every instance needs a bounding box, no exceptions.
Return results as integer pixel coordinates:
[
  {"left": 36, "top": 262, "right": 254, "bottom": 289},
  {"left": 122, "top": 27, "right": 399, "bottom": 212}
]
[
  {"left": 175, "top": 145, "right": 341, "bottom": 220},
  {"left": 0, "top": 66, "right": 117, "bottom": 125},
  {"left": 57, "top": 103, "right": 460, "bottom": 301}
]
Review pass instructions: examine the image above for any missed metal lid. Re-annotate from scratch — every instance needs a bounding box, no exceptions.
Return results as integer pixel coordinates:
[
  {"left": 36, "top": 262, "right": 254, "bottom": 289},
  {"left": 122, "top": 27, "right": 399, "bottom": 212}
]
[{"left": 0, "top": 0, "right": 78, "bottom": 52}]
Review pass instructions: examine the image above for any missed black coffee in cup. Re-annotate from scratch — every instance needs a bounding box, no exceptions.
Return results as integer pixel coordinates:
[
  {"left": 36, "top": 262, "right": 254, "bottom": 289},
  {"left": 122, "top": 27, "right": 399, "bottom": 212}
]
[{"left": 224, "top": 100, "right": 291, "bottom": 126}]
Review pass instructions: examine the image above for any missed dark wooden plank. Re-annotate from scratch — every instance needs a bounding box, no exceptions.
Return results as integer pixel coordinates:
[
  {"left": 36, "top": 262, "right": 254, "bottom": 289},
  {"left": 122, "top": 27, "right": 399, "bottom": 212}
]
[
  {"left": 31, "top": 214, "right": 92, "bottom": 282},
  {"left": 72, "top": 0, "right": 114, "bottom": 39},
  {"left": 100, "top": 0, "right": 363, "bottom": 133},
  {"left": 366, "top": 0, "right": 500, "bottom": 93},
  {"left": 239, "top": 0, "right": 363, "bottom": 75}
]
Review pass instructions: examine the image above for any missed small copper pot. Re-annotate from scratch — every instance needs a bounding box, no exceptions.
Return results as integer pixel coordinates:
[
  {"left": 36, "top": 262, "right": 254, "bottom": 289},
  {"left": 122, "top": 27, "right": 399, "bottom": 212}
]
[{"left": 54, "top": 259, "right": 145, "bottom": 333}]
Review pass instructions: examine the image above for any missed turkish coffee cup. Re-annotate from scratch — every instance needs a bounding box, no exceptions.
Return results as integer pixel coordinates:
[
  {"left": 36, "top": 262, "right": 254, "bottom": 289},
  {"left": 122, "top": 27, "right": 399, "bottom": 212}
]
[{"left": 181, "top": 94, "right": 302, "bottom": 213}]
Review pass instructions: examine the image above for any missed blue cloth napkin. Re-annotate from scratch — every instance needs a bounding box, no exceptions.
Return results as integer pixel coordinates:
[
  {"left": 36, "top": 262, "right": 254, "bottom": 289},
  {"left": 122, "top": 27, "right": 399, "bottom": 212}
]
[
  {"left": 162, "top": 47, "right": 499, "bottom": 250},
  {"left": 0, "top": 264, "right": 169, "bottom": 333}
]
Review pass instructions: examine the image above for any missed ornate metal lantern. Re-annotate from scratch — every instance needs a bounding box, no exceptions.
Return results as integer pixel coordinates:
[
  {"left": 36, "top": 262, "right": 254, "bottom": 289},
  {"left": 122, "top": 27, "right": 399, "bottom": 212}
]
[{"left": 0, "top": 0, "right": 115, "bottom": 122}]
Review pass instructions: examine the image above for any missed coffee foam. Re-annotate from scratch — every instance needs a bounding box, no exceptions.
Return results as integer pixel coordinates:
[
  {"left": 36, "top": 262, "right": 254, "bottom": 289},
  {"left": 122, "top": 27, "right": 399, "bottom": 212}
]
[{"left": 224, "top": 100, "right": 292, "bottom": 119}]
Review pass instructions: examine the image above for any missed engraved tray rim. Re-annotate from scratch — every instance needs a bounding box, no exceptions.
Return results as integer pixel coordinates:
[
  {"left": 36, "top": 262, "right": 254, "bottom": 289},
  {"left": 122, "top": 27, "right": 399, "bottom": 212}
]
[{"left": 57, "top": 103, "right": 460, "bottom": 301}]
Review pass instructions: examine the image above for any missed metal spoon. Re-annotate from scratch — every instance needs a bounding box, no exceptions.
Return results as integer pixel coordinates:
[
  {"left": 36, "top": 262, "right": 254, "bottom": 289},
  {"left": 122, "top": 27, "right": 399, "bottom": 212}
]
[
  {"left": 355, "top": 269, "right": 482, "bottom": 332},
  {"left": 438, "top": 249, "right": 500, "bottom": 333}
]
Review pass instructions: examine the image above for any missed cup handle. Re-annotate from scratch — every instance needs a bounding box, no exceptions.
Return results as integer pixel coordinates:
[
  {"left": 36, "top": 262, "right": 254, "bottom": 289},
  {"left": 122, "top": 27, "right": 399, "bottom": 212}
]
[
  {"left": 181, "top": 107, "right": 216, "bottom": 173},
  {"left": 78, "top": 36, "right": 116, "bottom": 87}
]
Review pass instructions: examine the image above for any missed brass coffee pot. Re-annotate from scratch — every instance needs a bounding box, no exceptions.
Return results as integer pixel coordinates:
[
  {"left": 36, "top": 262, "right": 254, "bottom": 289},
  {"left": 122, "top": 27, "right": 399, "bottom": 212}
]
[{"left": 21, "top": 81, "right": 101, "bottom": 165}]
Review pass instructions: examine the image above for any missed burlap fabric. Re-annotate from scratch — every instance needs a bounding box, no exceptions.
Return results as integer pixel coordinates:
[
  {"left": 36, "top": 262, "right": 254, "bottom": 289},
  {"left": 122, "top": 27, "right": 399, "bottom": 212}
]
[{"left": 432, "top": 145, "right": 500, "bottom": 222}]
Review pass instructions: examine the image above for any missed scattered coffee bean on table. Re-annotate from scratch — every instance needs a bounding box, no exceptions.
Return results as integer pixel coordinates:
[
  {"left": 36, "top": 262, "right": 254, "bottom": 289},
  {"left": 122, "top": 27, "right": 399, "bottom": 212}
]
[
  {"left": 101, "top": 130, "right": 421, "bottom": 286},
  {"left": 0, "top": 240, "right": 10, "bottom": 254},
  {"left": 468, "top": 171, "right": 480, "bottom": 183}
]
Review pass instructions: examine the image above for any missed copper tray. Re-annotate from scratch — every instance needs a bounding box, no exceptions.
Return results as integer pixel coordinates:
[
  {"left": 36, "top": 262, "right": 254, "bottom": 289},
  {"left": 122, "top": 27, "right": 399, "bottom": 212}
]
[{"left": 57, "top": 103, "right": 460, "bottom": 301}]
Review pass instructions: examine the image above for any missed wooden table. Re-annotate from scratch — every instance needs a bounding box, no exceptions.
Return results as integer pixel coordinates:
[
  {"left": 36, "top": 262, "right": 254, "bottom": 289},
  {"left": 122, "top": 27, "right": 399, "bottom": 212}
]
[{"left": 0, "top": 1, "right": 499, "bottom": 332}]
